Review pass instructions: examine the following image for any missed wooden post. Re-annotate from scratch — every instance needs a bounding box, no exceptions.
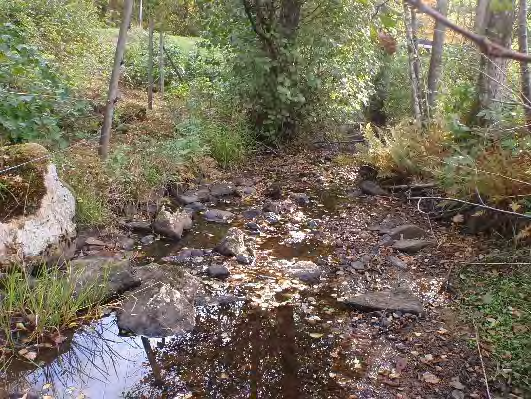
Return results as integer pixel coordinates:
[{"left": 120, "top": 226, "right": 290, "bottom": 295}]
[
  {"left": 99, "top": 0, "right": 133, "bottom": 160},
  {"left": 404, "top": 2, "right": 422, "bottom": 121},
  {"left": 139, "top": 0, "right": 143, "bottom": 28},
  {"left": 159, "top": 30, "right": 164, "bottom": 97},
  {"left": 148, "top": 17, "right": 154, "bottom": 110}
]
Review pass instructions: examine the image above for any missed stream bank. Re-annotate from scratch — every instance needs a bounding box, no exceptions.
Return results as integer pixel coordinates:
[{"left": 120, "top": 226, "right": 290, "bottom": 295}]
[{"left": 1, "top": 146, "right": 499, "bottom": 398}]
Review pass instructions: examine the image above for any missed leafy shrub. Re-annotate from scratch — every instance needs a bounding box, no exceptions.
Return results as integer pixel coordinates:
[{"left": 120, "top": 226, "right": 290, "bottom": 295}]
[{"left": 0, "top": 23, "right": 90, "bottom": 145}]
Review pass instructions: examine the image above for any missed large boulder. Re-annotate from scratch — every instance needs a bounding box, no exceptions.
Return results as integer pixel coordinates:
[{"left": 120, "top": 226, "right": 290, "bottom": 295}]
[
  {"left": 0, "top": 144, "right": 76, "bottom": 270},
  {"left": 152, "top": 206, "right": 193, "bottom": 240},
  {"left": 117, "top": 263, "right": 200, "bottom": 337}
]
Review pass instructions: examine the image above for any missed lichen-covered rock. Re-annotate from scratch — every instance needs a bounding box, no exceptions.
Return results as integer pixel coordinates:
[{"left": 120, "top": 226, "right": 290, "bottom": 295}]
[
  {"left": 215, "top": 227, "right": 253, "bottom": 257},
  {"left": 152, "top": 206, "right": 192, "bottom": 240},
  {"left": 0, "top": 143, "right": 76, "bottom": 270}
]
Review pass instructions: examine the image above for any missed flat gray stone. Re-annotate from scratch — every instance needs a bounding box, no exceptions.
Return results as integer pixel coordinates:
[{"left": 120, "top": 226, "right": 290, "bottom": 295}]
[
  {"left": 344, "top": 289, "right": 424, "bottom": 315},
  {"left": 388, "top": 224, "right": 427, "bottom": 240},
  {"left": 123, "top": 221, "right": 152, "bottom": 233},
  {"left": 392, "top": 239, "right": 435, "bottom": 253},
  {"left": 359, "top": 180, "right": 389, "bottom": 196},
  {"left": 210, "top": 183, "right": 236, "bottom": 197},
  {"left": 290, "top": 261, "right": 322, "bottom": 284},
  {"left": 388, "top": 256, "right": 407, "bottom": 269},
  {"left": 207, "top": 264, "right": 230, "bottom": 279},
  {"left": 68, "top": 257, "right": 140, "bottom": 300},
  {"left": 204, "top": 209, "right": 235, "bottom": 224}
]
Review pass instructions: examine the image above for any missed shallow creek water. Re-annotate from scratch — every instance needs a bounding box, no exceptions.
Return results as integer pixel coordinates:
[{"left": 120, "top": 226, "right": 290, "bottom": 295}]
[{"left": 3, "top": 189, "right": 375, "bottom": 398}]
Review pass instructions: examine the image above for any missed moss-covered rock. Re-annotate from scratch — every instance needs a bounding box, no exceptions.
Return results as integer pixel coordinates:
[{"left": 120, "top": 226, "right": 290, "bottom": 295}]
[
  {"left": 0, "top": 143, "right": 49, "bottom": 219},
  {"left": 0, "top": 143, "right": 76, "bottom": 270}
]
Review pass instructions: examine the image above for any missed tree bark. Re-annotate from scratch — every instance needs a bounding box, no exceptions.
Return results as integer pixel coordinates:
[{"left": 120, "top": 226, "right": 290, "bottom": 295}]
[
  {"left": 404, "top": 2, "right": 422, "bottom": 121},
  {"left": 426, "top": 0, "right": 448, "bottom": 114},
  {"left": 518, "top": 0, "right": 531, "bottom": 129},
  {"left": 99, "top": 0, "right": 133, "bottom": 160},
  {"left": 159, "top": 30, "right": 164, "bottom": 97},
  {"left": 475, "top": 0, "right": 516, "bottom": 122},
  {"left": 148, "top": 17, "right": 154, "bottom": 110}
]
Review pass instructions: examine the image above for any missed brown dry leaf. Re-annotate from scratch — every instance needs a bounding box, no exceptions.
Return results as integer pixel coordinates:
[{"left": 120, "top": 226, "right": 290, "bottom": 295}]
[
  {"left": 395, "top": 357, "right": 407, "bottom": 373},
  {"left": 422, "top": 372, "right": 440, "bottom": 384},
  {"left": 450, "top": 376, "right": 465, "bottom": 390}
]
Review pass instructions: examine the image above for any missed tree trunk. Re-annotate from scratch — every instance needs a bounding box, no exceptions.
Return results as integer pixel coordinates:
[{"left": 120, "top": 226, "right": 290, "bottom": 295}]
[
  {"left": 99, "top": 0, "right": 133, "bottom": 160},
  {"left": 148, "top": 17, "right": 154, "bottom": 110},
  {"left": 474, "top": 0, "right": 489, "bottom": 33},
  {"left": 139, "top": 0, "right": 143, "bottom": 28},
  {"left": 475, "top": 0, "right": 516, "bottom": 123},
  {"left": 426, "top": 0, "right": 449, "bottom": 115},
  {"left": 518, "top": 0, "right": 531, "bottom": 129},
  {"left": 159, "top": 30, "right": 164, "bottom": 97},
  {"left": 404, "top": 2, "right": 422, "bottom": 121}
]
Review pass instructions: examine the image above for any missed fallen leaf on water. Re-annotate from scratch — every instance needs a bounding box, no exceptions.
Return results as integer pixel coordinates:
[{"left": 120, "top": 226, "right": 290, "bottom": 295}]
[
  {"left": 18, "top": 348, "right": 28, "bottom": 356},
  {"left": 309, "top": 332, "right": 324, "bottom": 338},
  {"left": 22, "top": 351, "right": 37, "bottom": 361},
  {"left": 42, "top": 383, "right": 52, "bottom": 390},
  {"left": 220, "top": 372, "right": 229, "bottom": 379},
  {"left": 421, "top": 372, "right": 440, "bottom": 384}
]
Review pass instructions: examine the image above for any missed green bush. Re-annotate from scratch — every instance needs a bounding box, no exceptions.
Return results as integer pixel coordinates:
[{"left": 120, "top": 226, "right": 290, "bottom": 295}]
[{"left": 0, "top": 23, "right": 90, "bottom": 145}]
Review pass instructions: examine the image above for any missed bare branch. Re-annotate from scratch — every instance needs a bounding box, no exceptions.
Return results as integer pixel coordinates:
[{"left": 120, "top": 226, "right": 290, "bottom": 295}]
[{"left": 405, "top": 0, "right": 531, "bottom": 62}]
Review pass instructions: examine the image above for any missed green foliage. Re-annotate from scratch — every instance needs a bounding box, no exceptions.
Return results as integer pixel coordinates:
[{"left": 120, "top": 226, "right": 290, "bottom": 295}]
[
  {"left": 0, "top": 24, "right": 90, "bottom": 145},
  {"left": 122, "top": 29, "right": 198, "bottom": 89},
  {"left": 199, "top": 0, "right": 379, "bottom": 144},
  {"left": 0, "top": 0, "right": 106, "bottom": 87},
  {"left": 459, "top": 262, "right": 531, "bottom": 393},
  {"left": 0, "top": 264, "right": 107, "bottom": 349}
]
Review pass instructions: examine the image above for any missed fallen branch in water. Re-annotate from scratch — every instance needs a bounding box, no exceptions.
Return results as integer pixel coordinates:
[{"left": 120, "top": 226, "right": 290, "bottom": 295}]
[{"left": 411, "top": 196, "right": 531, "bottom": 220}]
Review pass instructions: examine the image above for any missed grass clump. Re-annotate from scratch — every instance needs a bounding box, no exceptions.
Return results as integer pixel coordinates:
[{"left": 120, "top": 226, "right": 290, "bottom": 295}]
[
  {"left": 458, "top": 259, "right": 531, "bottom": 393},
  {"left": 0, "top": 265, "right": 107, "bottom": 352}
]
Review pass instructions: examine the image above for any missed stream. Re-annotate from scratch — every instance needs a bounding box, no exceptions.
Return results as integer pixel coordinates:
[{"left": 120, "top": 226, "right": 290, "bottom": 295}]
[{"left": 1, "top": 151, "right": 487, "bottom": 398}]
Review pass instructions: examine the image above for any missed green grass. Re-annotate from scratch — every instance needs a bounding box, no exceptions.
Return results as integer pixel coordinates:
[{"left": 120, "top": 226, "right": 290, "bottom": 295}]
[
  {"left": 458, "top": 261, "right": 531, "bottom": 393},
  {"left": 97, "top": 28, "right": 199, "bottom": 53},
  {"left": 0, "top": 265, "right": 107, "bottom": 352}
]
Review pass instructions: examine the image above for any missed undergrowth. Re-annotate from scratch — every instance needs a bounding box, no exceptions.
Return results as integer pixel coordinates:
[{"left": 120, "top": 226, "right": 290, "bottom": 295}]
[
  {"left": 0, "top": 265, "right": 107, "bottom": 353},
  {"left": 458, "top": 256, "right": 531, "bottom": 394},
  {"left": 355, "top": 120, "right": 531, "bottom": 212}
]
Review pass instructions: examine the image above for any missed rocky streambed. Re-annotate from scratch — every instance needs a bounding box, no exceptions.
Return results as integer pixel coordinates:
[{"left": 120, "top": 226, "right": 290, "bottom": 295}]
[{"left": 1, "top": 148, "right": 492, "bottom": 399}]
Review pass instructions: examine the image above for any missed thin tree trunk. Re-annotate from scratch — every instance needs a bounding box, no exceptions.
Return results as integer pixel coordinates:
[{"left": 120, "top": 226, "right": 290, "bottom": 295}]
[
  {"left": 139, "top": 0, "right": 143, "bottom": 28},
  {"left": 159, "top": 30, "right": 164, "bottom": 97},
  {"left": 474, "top": 0, "right": 488, "bottom": 34},
  {"left": 411, "top": 8, "right": 424, "bottom": 118},
  {"left": 426, "top": 0, "right": 449, "bottom": 114},
  {"left": 518, "top": 0, "right": 531, "bottom": 129},
  {"left": 404, "top": 2, "right": 422, "bottom": 121},
  {"left": 99, "top": 0, "right": 133, "bottom": 160},
  {"left": 147, "top": 17, "right": 154, "bottom": 110},
  {"left": 475, "top": 0, "right": 516, "bottom": 124}
]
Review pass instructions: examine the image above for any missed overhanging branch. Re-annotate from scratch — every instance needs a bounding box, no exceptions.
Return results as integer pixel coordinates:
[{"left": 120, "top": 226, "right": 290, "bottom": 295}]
[{"left": 405, "top": 0, "right": 531, "bottom": 62}]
